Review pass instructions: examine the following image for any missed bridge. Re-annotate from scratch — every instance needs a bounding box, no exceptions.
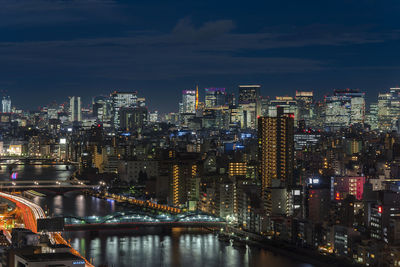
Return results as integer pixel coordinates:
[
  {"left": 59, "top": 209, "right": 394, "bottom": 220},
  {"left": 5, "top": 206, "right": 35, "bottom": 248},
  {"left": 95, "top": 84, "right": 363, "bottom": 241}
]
[
  {"left": 0, "top": 180, "right": 94, "bottom": 193},
  {"left": 64, "top": 211, "right": 226, "bottom": 230},
  {"left": 0, "top": 157, "right": 78, "bottom": 165}
]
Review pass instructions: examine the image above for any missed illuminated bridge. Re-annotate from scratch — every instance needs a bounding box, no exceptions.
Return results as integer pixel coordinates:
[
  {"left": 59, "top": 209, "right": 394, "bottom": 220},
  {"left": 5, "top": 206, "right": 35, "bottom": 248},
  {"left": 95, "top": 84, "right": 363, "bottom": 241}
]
[
  {"left": 0, "top": 180, "right": 94, "bottom": 194},
  {"left": 64, "top": 211, "right": 226, "bottom": 230}
]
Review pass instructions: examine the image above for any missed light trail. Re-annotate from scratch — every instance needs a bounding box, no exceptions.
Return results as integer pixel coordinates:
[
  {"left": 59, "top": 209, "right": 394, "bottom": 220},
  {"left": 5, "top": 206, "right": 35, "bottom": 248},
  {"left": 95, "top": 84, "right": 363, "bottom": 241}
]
[{"left": 0, "top": 192, "right": 93, "bottom": 267}]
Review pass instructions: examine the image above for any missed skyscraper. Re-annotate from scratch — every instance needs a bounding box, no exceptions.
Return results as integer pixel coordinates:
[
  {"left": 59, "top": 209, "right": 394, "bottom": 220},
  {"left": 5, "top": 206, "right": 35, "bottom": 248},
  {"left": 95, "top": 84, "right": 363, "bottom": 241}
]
[
  {"left": 258, "top": 107, "right": 294, "bottom": 211},
  {"left": 182, "top": 90, "right": 196, "bottom": 114},
  {"left": 111, "top": 91, "right": 138, "bottom": 128},
  {"left": 238, "top": 85, "right": 260, "bottom": 104},
  {"left": 324, "top": 89, "right": 365, "bottom": 131},
  {"left": 69, "top": 96, "right": 81, "bottom": 122},
  {"left": 205, "top": 88, "right": 226, "bottom": 108},
  {"left": 238, "top": 85, "right": 261, "bottom": 129},
  {"left": 295, "top": 91, "right": 314, "bottom": 127},
  {"left": 377, "top": 88, "right": 400, "bottom": 131},
  {"left": 1, "top": 96, "right": 11, "bottom": 113}
]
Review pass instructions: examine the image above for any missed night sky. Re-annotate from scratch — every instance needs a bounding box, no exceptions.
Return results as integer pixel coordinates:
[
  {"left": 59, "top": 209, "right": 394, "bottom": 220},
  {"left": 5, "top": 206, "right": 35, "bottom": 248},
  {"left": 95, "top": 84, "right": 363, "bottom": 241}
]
[{"left": 1, "top": 0, "right": 399, "bottom": 113}]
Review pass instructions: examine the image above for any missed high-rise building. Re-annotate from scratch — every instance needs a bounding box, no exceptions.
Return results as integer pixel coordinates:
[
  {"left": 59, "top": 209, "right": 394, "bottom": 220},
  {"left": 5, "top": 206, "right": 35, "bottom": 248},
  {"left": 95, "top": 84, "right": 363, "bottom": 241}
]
[
  {"left": 205, "top": 88, "right": 226, "bottom": 108},
  {"left": 258, "top": 107, "right": 294, "bottom": 212},
  {"left": 268, "top": 96, "right": 298, "bottom": 124},
  {"left": 295, "top": 91, "right": 314, "bottom": 127},
  {"left": 111, "top": 91, "right": 138, "bottom": 128},
  {"left": 1, "top": 96, "right": 11, "bottom": 113},
  {"left": 170, "top": 161, "right": 200, "bottom": 208},
  {"left": 119, "top": 107, "right": 148, "bottom": 131},
  {"left": 324, "top": 89, "right": 365, "bottom": 131},
  {"left": 238, "top": 85, "right": 260, "bottom": 104},
  {"left": 181, "top": 90, "right": 196, "bottom": 114},
  {"left": 366, "top": 103, "right": 378, "bottom": 130},
  {"left": 377, "top": 88, "right": 400, "bottom": 131},
  {"left": 93, "top": 96, "right": 113, "bottom": 124},
  {"left": 238, "top": 85, "right": 261, "bottom": 129},
  {"left": 69, "top": 96, "right": 81, "bottom": 122}
]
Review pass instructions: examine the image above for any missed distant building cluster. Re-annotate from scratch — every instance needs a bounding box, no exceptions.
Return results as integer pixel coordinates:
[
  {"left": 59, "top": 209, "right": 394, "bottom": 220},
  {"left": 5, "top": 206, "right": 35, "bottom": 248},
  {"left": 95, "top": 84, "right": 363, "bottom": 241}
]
[{"left": 4, "top": 85, "right": 400, "bottom": 265}]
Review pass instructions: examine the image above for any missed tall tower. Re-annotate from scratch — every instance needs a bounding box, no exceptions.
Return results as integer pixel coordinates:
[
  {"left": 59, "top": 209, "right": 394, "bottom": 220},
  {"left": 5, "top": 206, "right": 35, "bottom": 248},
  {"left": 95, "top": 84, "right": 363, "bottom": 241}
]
[
  {"left": 69, "top": 96, "right": 81, "bottom": 122},
  {"left": 182, "top": 90, "right": 196, "bottom": 114},
  {"left": 1, "top": 96, "right": 11, "bottom": 113},
  {"left": 195, "top": 84, "right": 199, "bottom": 110},
  {"left": 258, "top": 107, "right": 294, "bottom": 210}
]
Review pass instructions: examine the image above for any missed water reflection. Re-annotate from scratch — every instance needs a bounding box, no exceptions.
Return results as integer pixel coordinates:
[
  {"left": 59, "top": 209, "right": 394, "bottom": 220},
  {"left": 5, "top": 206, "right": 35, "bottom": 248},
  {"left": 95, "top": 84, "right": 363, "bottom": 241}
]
[{"left": 21, "top": 166, "right": 311, "bottom": 267}]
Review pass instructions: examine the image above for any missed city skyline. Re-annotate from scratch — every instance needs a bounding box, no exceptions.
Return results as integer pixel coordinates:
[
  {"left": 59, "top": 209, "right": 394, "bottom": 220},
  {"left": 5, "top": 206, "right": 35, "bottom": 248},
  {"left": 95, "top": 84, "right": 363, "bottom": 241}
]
[{"left": 1, "top": 0, "right": 399, "bottom": 112}]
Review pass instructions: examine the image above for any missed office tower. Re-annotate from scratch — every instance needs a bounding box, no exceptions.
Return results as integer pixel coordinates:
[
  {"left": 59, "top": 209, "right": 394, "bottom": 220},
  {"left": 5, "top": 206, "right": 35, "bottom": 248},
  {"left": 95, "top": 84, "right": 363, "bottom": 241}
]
[
  {"left": 324, "top": 89, "right": 365, "bottom": 131},
  {"left": 181, "top": 90, "right": 196, "bottom": 114},
  {"left": 1, "top": 96, "right": 11, "bottom": 113},
  {"left": 238, "top": 85, "right": 261, "bottom": 129},
  {"left": 268, "top": 96, "right": 298, "bottom": 124},
  {"left": 365, "top": 103, "right": 378, "bottom": 130},
  {"left": 258, "top": 107, "right": 294, "bottom": 201},
  {"left": 295, "top": 91, "right": 314, "bottom": 127},
  {"left": 93, "top": 96, "right": 112, "bottom": 123},
  {"left": 119, "top": 107, "right": 148, "bottom": 131},
  {"left": 378, "top": 93, "right": 391, "bottom": 130},
  {"left": 238, "top": 85, "right": 260, "bottom": 104},
  {"left": 377, "top": 88, "right": 400, "bottom": 131},
  {"left": 111, "top": 91, "right": 138, "bottom": 128},
  {"left": 205, "top": 88, "right": 226, "bottom": 108},
  {"left": 69, "top": 96, "right": 81, "bottom": 122}
]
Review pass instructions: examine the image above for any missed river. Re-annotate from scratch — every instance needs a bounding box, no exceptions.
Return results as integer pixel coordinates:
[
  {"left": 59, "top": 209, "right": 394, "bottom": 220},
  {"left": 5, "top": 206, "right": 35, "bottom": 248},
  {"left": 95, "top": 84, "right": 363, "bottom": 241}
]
[{"left": 5, "top": 165, "right": 313, "bottom": 267}]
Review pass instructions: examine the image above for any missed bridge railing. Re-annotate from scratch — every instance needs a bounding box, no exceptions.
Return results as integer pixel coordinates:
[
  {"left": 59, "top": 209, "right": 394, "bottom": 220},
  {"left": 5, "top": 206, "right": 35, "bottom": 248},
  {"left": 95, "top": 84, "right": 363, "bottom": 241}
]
[{"left": 64, "top": 211, "right": 225, "bottom": 225}]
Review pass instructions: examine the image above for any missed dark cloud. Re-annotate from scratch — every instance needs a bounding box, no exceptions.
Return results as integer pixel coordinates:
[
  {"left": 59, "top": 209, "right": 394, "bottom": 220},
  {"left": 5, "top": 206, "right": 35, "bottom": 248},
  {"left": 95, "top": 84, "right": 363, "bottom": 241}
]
[{"left": 0, "top": 0, "right": 399, "bottom": 112}]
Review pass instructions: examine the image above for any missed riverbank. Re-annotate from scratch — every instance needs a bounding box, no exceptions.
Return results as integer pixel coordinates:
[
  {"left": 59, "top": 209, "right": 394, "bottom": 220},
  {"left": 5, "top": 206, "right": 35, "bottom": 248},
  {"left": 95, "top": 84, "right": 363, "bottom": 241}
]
[{"left": 220, "top": 227, "right": 361, "bottom": 267}]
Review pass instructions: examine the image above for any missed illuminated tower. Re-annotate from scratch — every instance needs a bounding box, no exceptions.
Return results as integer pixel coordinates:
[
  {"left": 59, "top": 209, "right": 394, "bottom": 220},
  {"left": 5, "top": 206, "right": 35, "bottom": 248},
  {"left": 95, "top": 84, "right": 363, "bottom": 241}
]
[
  {"left": 182, "top": 90, "right": 196, "bottom": 114},
  {"left": 2, "top": 96, "right": 11, "bottom": 113},
  {"left": 69, "top": 96, "right": 81, "bottom": 122},
  {"left": 195, "top": 84, "right": 199, "bottom": 110},
  {"left": 258, "top": 107, "right": 294, "bottom": 211}
]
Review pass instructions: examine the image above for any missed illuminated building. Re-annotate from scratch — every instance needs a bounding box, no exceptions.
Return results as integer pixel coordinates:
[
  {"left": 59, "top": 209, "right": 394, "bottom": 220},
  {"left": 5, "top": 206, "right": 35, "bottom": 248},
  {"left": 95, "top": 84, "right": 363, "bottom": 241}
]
[
  {"left": 365, "top": 103, "right": 378, "bottom": 130},
  {"left": 238, "top": 85, "right": 260, "bottom": 104},
  {"left": 258, "top": 107, "right": 294, "bottom": 213},
  {"left": 238, "top": 85, "right": 261, "bottom": 129},
  {"left": 69, "top": 96, "right": 81, "bottom": 122},
  {"left": 228, "top": 162, "right": 247, "bottom": 177},
  {"left": 1, "top": 96, "right": 11, "bottom": 113},
  {"left": 181, "top": 90, "right": 196, "bottom": 114},
  {"left": 170, "top": 162, "right": 200, "bottom": 209},
  {"left": 202, "top": 106, "right": 230, "bottom": 129},
  {"left": 295, "top": 91, "right": 314, "bottom": 127},
  {"left": 324, "top": 89, "right": 365, "bottom": 131},
  {"left": 111, "top": 91, "right": 138, "bottom": 128},
  {"left": 377, "top": 88, "right": 400, "bottom": 131},
  {"left": 332, "top": 176, "right": 365, "bottom": 201},
  {"left": 205, "top": 88, "right": 226, "bottom": 108},
  {"left": 119, "top": 107, "right": 148, "bottom": 131},
  {"left": 268, "top": 96, "right": 298, "bottom": 123},
  {"left": 93, "top": 96, "right": 113, "bottom": 124},
  {"left": 294, "top": 130, "right": 321, "bottom": 150}
]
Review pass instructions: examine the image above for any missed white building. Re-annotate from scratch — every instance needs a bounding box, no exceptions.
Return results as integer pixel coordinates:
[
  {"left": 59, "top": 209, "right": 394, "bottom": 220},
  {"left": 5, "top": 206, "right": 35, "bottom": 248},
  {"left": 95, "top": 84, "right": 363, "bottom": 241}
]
[
  {"left": 111, "top": 91, "right": 138, "bottom": 128},
  {"left": 1, "top": 96, "right": 11, "bottom": 113},
  {"left": 182, "top": 90, "right": 196, "bottom": 114},
  {"left": 69, "top": 96, "right": 81, "bottom": 122}
]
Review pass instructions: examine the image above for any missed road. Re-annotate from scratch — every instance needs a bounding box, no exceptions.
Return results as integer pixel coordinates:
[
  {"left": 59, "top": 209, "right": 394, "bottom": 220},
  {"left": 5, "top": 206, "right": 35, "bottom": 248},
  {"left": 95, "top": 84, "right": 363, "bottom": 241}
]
[{"left": 0, "top": 192, "right": 93, "bottom": 267}]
